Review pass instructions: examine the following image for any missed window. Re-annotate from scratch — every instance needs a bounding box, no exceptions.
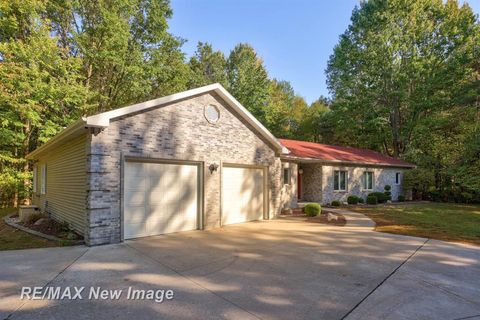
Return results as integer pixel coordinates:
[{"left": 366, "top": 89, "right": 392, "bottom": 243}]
[
  {"left": 283, "top": 168, "right": 291, "bottom": 185},
  {"left": 33, "top": 165, "right": 37, "bottom": 193},
  {"left": 395, "top": 172, "right": 401, "bottom": 185},
  {"left": 204, "top": 104, "right": 220, "bottom": 123},
  {"left": 334, "top": 170, "right": 347, "bottom": 191},
  {"left": 41, "top": 164, "right": 46, "bottom": 195},
  {"left": 363, "top": 171, "right": 374, "bottom": 190}
]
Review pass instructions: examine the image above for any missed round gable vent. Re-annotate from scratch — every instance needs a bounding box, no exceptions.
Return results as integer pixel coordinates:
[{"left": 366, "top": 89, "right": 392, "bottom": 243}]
[{"left": 205, "top": 104, "right": 220, "bottom": 123}]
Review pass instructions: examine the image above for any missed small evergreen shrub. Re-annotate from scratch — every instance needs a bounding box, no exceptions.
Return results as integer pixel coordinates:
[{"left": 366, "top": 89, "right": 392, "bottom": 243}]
[
  {"left": 358, "top": 197, "right": 365, "bottom": 204},
  {"left": 331, "top": 200, "right": 341, "bottom": 207},
  {"left": 369, "top": 192, "right": 389, "bottom": 203},
  {"left": 367, "top": 195, "right": 378, "bottom": 205},
  {"left": 347, "top": 195, "right": 359, "bottom": 204},
  {"left": 383, "top": 185, "right": 392, "bottom": 200},
  {"left": 304, "top": 203, "right": 321, "bottom": 216},
  {"left": 398, "top": 195, "right": 405, "bottom": 202}
]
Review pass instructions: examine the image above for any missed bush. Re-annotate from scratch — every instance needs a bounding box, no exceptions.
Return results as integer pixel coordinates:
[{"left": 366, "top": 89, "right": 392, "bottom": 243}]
[
  {"left": 331, "top": 200, "right": 341, "bottom": 207},
  {"left": 304, "top": 203, "right": 321, "bottom": 216},
  {"left": 369, "top": 192, "right": 389, "bottom": 203},
  {"left": 358, "top": 197, "right": 365, "bottom": 204},
  {"left": 367, "top": 195, "right": 378, "bottom": 205},
  {"left": 384, "top": 185, "right": 391, "bottom": 191},
  {"left": 398, "top": 195, "right": 405, "bottom": 202},
  {"left": 347, "top": 195, "right": 359, "bottom": 204}
]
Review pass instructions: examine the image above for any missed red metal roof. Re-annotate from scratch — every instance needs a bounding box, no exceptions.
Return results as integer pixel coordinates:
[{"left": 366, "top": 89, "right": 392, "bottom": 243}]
[{"left": 279, "top": 139, "right": 415, "bottom": 168}]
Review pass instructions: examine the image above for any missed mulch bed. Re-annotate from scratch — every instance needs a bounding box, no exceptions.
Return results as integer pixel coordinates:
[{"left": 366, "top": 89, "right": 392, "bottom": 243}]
[{"left": 20, "top": 216, "right": 83, "bottom": 241}]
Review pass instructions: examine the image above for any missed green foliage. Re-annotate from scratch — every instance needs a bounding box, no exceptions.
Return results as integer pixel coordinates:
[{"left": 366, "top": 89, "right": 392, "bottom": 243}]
[
  {"left": 331, "top": 200, "right": 341, "bottom": 207},
  {"left": 358, "top": 197, "right": 365, "bottom": 204},
  {"left": 369, "top": 192, "right": 389, "bottom": 203},
  {"left": 304, "top": 203, "right": 321, "bottom": 217},
  {"left": 398, "top": 195, "right": 405, "bottom": 202},
  {"left": 384, "top": 185, "right": 391, "bottom": 192},
  {"left": 347, "top": 195, "right": 359, "bottom": 205},
  {"left": 226, "top": 43, "right": 270, "bottom": 122},
  {"left": 188, "top": 42, "right": 228, "bottom": 88},
  {"left": 325, "top": 0, "right": 480, "bottom": 202},
  {"left": 367, "top": 195, "right": 378, "bottom": 205}
]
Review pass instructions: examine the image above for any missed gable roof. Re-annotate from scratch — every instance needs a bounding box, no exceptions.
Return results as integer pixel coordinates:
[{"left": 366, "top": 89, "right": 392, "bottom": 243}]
[
  {"left": 279, "top": 139, "right": 415, "bottom": 168},
  {"left": 27, "top": 84, "right": 283, "bottom": 159}
]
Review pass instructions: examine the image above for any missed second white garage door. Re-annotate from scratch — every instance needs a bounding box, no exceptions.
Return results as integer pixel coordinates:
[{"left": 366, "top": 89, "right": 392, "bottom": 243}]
[
  {"left": 222, "top": 165, "right": 265, "bottom": 225},
  {"left": 124, "top": 161, "right": 199, "bottom": 239}
]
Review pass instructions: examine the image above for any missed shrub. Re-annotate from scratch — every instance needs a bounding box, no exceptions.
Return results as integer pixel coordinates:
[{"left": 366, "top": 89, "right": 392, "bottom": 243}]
[
  {"left": 367, "top": 195, "right": 378, "bottom": 205},
  {"left": 304, "top": 203, "right": 321, "bottom": 216},
  {"left": 384, "top": 185, "right": 391, "bottom": 191},
  {"left": 331, "top": 200, "right": 341, "bottom": 207},
  {"left": 358, "top": 197, "right": 365, "bottom": 204},
  {"left": 369, "top": 192, "right": 389, "bottom": 203},
  {"left": 347, "top": 195, "right": 359, "bottom": 204},
  {"left": 398, "top": 195, "right": 405, "bottom": 202}
]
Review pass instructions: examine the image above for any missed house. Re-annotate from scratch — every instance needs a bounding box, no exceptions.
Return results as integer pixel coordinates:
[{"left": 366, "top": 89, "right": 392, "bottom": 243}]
[{"left": 26, "top": 84, "right": 414, "bottom": 246}]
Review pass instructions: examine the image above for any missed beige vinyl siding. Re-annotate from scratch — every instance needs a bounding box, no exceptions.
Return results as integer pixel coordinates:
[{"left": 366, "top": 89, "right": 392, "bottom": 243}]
[{"left": 32, "top": 134, "right": 87, "bottom": 234}]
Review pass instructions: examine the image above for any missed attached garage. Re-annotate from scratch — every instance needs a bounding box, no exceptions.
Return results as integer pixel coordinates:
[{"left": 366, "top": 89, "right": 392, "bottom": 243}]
[
  {"left": 222, "top": 165, "right": 266, "bottom": 225},
  {"left": 27, "top": 84, "right": 284, "bottom": 245},
  {"left": 123, "top": 160, "right": 201, "bottom": 239}
]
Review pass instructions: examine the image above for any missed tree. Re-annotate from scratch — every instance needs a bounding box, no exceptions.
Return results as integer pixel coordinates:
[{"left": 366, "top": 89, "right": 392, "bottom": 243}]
[
  {"left": 325, "top": 0, "right": 479, "bottom": 199},
  {"left": 188, "top": 42, "right": 227, "bottom": 88},
  {"left": 264, "top": 80, "right": 295, "bottom": 137},
  {"left": 0, "top": 0, "right": 89, "bottom": 206},
  {"left": 226, "top": 43, "right": 270, "bottom": 122},
  {"left": 47, "top": 0, "right": 189, "bottom": 113},
  {"left": 326, "top": 0, "right": 479, "bottom": 157},
  {"left": 300, "top": 97, "right": 330, "bottom": 142}
]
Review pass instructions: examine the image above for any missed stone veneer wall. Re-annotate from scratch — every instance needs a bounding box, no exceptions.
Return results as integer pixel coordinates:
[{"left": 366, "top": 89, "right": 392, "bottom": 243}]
[
  {"left": 279, "top": 161, "right": 298, "bottom": 209},
  {"left": 85, "top": 92, "right": 282, "bottom": 245},
  {"left": 321, "top": 165, "right": 404, "bottom": 205},
  {"left": 300, "top": 163, "right": 323, "bottom": 202}
]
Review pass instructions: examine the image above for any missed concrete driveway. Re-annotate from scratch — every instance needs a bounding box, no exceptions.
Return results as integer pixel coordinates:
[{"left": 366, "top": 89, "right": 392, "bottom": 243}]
[{"left": 1, "top": 212, "right": 479, "bottom": 320}]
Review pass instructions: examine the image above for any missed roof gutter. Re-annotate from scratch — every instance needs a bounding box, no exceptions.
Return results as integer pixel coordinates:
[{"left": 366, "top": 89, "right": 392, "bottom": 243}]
[
  {"left": 26, "top": 118, "right": 87, "bottom": 160},
  {"left": 280, "top": 155, "right": 416, "bottom": 169}
]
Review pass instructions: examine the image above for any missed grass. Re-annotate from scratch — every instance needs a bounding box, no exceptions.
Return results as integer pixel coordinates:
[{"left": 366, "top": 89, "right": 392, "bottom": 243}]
[
  {"left": 350, "top": 202, "right": 480, "bottom": 245},
  {"left": 0, "top": 207, "right": 61, "bottom": 250}
]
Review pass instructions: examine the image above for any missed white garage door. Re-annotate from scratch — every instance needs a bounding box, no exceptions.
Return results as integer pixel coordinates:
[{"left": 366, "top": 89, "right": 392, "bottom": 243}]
[
  {"left": 124, "top": 161, "right": 198, "bottom": 239},
  {"left": 222, "top": 166, "right": 265, "bottom": 225}
]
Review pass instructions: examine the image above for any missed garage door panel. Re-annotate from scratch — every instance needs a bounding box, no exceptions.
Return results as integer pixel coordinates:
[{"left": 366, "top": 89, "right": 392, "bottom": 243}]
[
  {"left": 222, "top": 166, "right": 264, "bottom": 225},
  {"left": 124, "top": 205, "right": 146, "bottom": 223},
  {"left": 124, "top": 222, "right": 147, "bottom": 239},
  {"left": 124, "top": 161, "right": 199, "bottom": 239},
  {"left": 125, "top": 190, "right": 146, "bottom": 206}
]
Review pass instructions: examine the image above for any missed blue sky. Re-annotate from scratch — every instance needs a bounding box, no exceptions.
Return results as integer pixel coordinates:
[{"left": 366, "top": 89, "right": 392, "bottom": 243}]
[{"left": 169, "top": 0, "right": 480, "bottom": 104}]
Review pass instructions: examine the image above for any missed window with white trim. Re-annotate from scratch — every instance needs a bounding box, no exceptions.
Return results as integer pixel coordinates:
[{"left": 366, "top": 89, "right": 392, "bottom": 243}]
[
  {"left": 33, "top": 165, "right": 37, "bottom": 193},
  {"left": 363, "top": 171, "right": 374, "bottom": 190},
  {"left": 283, "top": 167, "right": 291, "bottom": 185},
  {"left": 41, "top": 164, "right": 46, "bottom": 195},
  {"left": 334, "top": 170, "right": 347, "bottom": 191},
  {"left": 395, "top": 172, "right": 401, "bottom": 185}
]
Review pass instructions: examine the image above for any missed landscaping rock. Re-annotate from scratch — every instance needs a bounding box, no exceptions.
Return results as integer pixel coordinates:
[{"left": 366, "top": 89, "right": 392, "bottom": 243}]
[
  {"left": 327, "top": 213, "right": 338, "bottom": 221},
  {"left": 33, "top": 218, "right": 47, "bottom": 226}
]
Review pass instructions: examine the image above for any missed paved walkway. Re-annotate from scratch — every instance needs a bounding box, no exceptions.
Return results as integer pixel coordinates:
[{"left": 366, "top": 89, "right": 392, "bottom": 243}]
[
  {"left": 1, "top": 211, "right": 479, "bottom": 320},
  {"left": 325, "top": 208, "right": 376, "bottom": 229}
]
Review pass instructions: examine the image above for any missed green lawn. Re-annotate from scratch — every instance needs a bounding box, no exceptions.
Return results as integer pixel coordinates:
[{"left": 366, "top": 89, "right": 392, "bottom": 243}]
[
  {"left": 350, "top": 203, "right": 480, "bottom": 245},
  {"left": 0, "top": 207, "right": 59, "bottom": 250}
]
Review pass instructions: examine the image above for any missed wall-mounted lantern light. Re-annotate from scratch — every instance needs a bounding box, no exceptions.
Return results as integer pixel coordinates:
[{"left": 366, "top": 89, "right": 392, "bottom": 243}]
[
  {"left": 209, "top": 163, "right": 219, "bottom": 174},
  {"left": 298, "top": 168, "right": 304, "bottom": 175}
]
